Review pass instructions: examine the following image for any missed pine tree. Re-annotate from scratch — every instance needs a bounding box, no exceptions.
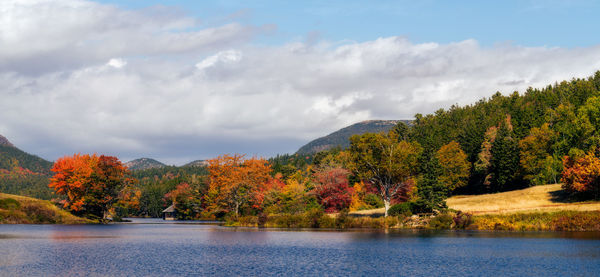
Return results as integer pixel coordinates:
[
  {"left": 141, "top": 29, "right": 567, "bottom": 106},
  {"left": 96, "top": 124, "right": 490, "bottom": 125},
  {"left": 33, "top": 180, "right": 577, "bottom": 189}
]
[{"left": 490, "top": 117, "right": 521, "bottom": 191}]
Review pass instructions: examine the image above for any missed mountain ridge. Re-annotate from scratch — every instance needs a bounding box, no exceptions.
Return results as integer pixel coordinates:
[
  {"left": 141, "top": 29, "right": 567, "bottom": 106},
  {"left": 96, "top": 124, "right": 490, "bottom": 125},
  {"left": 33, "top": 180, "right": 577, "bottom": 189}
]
[
  {"left": 296, "top": 120, "right": 411, "bottom": 154},
  {"left": 0, "top": 134, "right": 14, "bottom": 148}
]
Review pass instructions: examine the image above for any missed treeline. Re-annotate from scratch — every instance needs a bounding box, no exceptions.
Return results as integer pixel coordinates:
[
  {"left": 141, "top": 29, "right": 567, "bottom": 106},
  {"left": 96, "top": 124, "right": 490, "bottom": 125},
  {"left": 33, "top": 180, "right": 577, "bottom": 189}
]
[
  {"left": 128, "top": 166, "right": 208, "bottom": 218},
  {"left": 111, "top": 71, "right": 600, "bottom": 220},
  {"left": 409, "top": 71, "right": 600, "bottom": 195}
]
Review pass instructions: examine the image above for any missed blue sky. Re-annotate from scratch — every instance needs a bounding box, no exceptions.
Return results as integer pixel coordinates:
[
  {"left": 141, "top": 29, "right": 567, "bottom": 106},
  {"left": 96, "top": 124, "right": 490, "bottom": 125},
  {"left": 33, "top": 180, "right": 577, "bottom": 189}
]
[{"left": 98, "top": 0, "right": 600, "bottom": 47}]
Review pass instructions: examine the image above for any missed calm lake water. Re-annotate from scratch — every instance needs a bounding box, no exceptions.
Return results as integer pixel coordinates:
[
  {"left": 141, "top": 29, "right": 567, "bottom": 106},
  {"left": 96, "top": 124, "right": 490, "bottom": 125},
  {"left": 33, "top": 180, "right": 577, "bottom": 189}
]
[{"left": 1, "top": 219, "right": 600, "bottom": 276}]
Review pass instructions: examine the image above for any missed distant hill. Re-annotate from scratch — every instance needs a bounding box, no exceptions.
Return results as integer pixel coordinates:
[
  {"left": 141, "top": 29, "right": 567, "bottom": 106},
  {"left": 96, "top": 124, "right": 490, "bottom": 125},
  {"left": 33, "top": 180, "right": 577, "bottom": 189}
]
[
  {"left": 296, "top": 120, "right": 410, "bottom": 154},
  {"left": 183, "top": 160, "right": 209, "bottom": 167},
  {"left": 0, "top": 135, "right": 54, "bottom": 199},
  {"left": 125, "top": 158, "right": 166, "bottom": 171},
  {"left": 0, "top": 134, "right": 14, "bottom": 148}
]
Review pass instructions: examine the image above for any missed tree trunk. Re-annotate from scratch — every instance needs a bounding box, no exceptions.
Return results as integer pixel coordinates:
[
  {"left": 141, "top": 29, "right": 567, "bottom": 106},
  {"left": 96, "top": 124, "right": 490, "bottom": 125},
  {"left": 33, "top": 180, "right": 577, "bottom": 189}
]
[
  {"left": 384, "top": 198, "right": 390, "bottom": 217},
  {"left": 234, "top": 201, "right": 240, "bottom": 217}
]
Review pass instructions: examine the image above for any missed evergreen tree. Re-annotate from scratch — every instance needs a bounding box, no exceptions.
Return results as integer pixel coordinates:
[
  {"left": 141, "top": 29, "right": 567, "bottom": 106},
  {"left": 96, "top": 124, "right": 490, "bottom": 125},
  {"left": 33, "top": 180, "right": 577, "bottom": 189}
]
[
  {"left": 413, "top": 151, "right": 448, "bottom": 213},
  {"left": 490, "top": 118, "right": 521, "bottom": 191}
]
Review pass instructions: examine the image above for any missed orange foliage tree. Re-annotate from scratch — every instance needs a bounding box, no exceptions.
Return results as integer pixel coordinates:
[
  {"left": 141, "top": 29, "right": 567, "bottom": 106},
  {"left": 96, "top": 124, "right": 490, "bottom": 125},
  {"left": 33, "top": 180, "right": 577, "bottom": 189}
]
[
  {"left": 49, "top": 154, "right": 133, "bottom": 219},
  {"left": 561, "top": 151, "right": 600, "bottom": 198},
  {"left": 205, "top": 154, "right": 272, "bottom": 216}
]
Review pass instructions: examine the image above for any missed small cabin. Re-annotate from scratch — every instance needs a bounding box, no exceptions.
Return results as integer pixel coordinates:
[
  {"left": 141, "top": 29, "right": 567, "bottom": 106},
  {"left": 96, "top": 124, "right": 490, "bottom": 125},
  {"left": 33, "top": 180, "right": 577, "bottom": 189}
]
[{"left": 162, "top": 204, "right": 176, "bottom": 220}]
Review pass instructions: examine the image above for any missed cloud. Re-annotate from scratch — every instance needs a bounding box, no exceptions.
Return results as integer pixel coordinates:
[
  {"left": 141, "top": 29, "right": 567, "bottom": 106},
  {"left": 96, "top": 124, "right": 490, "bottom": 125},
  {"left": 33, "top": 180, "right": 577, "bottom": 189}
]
[
  {"left": 0, "top": 0, "right": 255, "bottom": 75},
  {"left": 1, "top": 0, "right": 600, "bottom": 164}
]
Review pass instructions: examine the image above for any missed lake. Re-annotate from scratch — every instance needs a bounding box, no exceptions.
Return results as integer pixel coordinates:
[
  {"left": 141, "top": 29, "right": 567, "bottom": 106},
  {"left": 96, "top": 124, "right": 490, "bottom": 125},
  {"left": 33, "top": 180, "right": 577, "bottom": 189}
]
[{"left": 1, "top": 218, "right": 599, "bottom": 276}]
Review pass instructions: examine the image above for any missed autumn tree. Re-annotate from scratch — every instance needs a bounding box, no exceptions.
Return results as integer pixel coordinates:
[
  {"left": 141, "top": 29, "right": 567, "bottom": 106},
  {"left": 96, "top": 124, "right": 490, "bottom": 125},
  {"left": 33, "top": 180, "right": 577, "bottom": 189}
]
[
  {"left": 436, "top": 141, "right": 471, "bottom": 192},
  {"left": 205, "top": 154, "right": 272, "bottom": 217},
  {"left": 49, "top": 154, "right": 132, "bottom": 219},
  {"left": 519, "top": 124, "right": 561, "bottom": 185},
  {"left": 164, "top": 183, "right": 202, "bottom": 219},
  {"left": 474, "top": 126, "right": 498, "bottom": 189},
  {"left": 561, "top": 151, "right": 600, "bottom": 198},
  {"left": 312, "top": 167, "right": 353, "bottom": 213},
  {"left": 349, "top": 132, "right": 422, "bottom": 217}
]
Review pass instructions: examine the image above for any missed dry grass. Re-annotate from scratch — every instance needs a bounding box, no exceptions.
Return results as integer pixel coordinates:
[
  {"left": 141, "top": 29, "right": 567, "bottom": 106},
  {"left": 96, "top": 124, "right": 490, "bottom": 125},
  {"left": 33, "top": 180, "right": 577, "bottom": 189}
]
[
  {"left": 349, "top": 208, "right": 385, "bottom": 217},
  {"left": 447, "top": 184, "right": 600, "bottom": 215},
  {"left": 0, "top": 193, "right": 91, "bottom": 224}
]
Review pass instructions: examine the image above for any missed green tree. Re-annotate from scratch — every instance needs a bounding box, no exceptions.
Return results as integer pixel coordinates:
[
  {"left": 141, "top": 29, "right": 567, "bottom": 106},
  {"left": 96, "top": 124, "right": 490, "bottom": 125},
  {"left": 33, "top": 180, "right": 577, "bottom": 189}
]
[
  {"left": 414, "top": 151, "right": 448, "bottom": 213},
  {"left": 348, "top": 132, "right": 422, "bottom": 217},
  {"left": 519, "top": 124, "right": 560, "bottom": 185},
  {"left": 490, "top": 117, "right": 521, "bottom": 191}
]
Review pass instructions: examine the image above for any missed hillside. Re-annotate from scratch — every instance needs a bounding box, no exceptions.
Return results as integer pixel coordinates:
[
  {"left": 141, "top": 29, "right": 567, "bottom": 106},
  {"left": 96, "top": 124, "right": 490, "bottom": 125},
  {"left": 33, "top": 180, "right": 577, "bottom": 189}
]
[
  {"left": 183, "top": 160, "right": 209, "bottom": 167},
  {"left": 446, "top": 184, "right": 600, "bottom": 215},
  {"left": 0, "top": 134, "right": 14, "bottom": 147},
  {"left": 0, "top": 136, "right": 54, "bottom": 199},
  {"left": 125, "top": 158, "right": 166, "bottom": 171},
  {"left": 296, "top": 120, "right": 409, "bottom": 154},
  {"left": 0, "top": 193, "right": 90, "bottom": 224}
]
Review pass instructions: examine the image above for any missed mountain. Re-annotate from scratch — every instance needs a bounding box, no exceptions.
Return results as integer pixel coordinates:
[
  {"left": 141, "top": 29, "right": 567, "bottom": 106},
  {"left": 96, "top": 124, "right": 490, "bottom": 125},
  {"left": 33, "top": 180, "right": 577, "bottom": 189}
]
[
  {"left": 0, "top": 134, "right": 14, "bottom": 148},
  {"left": 0, "top": 135, "right": 54, "bottom": 199},
  {"left": 125, "top": 158, "right": 166, "bottom": 171},
  {"left": 296, "top": 120, "right": 411, "bottom": 154},
  {"left": 183, "top": 160, "right": 209, "bottom": 167}
]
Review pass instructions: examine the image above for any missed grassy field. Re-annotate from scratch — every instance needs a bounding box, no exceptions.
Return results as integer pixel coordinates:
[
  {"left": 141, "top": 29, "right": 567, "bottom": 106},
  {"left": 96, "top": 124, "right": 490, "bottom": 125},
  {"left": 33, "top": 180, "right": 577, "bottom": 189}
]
[
  {"left": 447, "top": 184, "right": 600, "bottom": 214},
  {"left": 0, "top": 193, "right": 91, "bottom": 224}
]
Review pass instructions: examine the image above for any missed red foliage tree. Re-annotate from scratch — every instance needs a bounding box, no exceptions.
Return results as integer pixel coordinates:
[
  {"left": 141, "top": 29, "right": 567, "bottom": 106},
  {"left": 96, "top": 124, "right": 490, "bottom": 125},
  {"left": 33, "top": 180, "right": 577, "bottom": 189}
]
[{"left": 312, "top": 167, "right": 354, "bottom": 213}]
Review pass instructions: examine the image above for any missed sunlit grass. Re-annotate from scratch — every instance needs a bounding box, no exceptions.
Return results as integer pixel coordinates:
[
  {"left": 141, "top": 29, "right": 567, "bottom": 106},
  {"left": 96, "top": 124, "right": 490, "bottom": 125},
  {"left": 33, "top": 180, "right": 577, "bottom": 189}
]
[
  {"left": 0, "top": 193, "right": 92, "bottom": 224},
  {"left": 446, "top": 184, "right": 600, "bottom": 214}
]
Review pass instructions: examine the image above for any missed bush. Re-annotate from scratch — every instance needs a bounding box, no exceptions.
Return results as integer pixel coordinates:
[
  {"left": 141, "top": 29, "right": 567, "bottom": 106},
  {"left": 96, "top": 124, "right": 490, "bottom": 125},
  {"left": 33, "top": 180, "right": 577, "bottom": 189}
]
[
  {"left": 452, "top": 211, "right": 473, "bottom": 229},
  {"left": 236, "top": 215, "right": 258, "bottom": 226},
  {"left": 409, "top": 199, "right": 447, "bottom": 214},
  {"left": 257, "top": 213, "right": 268, "bottom": 228},
  {"left": 335, "top": 209, "right": 350, "bottom": 228},
  {"left": 428, "top": 213, "right": 453, "bottom": 229},
  {"left": 0, "top": 198, "right": 20, "bottom": 210},
  {"left": 363, "top": 193, "right": 384, "bottom": 208},
  {"left": 302, "top": 208, "right": 325, "bottom": 228},
  {"left": 22, "top": 203, "right": 57, "bottom": 224},
  {"left": 388, "top": 203, "right": 412, "bottom": 217}
]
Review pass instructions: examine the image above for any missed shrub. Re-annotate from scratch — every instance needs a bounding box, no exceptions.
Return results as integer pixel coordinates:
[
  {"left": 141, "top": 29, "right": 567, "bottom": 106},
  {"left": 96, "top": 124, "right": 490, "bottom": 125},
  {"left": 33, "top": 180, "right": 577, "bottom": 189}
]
[
  {"left": 257, "top": 212, "right": 268, "bottom": 227},
  {"left": 22, "top": 203, "right": 57, "bottom": 224},
  {"left": 428, "top": 213, "right": 453, "bottom": 229},
  {"left": 335, "top": 209, "right": 350, "bottom": 228},
  {"left": 302, "top": 208, "right": 325, "bottom": 228},
  {"left": 363, "top": 193, "right": 384, "bottom": 208},
  {"left": 388, "top": 203, "right": 412, "bottom": 217},
  {"left": 318, "top": 215, "right": 336, "bottom": 228},
  {"left": 452, "top": 211, "right": 473, "bottom": 229},
  {"left": 0, "top": 198, "right": 20, "bottom": 210},
  {"left": 236, "top": 215, "right": 258, "bottom": 226}
]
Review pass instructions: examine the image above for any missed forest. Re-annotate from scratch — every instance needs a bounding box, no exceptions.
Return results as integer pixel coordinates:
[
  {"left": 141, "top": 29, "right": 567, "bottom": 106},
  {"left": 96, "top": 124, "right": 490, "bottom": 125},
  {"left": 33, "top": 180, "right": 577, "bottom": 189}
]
[{"left": 6, "top": 71, "right": 600, "bottom": 223}]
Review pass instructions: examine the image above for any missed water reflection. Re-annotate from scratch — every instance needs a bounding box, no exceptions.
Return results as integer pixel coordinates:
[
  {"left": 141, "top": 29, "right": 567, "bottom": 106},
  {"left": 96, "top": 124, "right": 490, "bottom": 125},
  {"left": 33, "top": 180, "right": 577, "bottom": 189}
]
[{"left": 0, "top": 223, "right": 599, "bottom": 276}]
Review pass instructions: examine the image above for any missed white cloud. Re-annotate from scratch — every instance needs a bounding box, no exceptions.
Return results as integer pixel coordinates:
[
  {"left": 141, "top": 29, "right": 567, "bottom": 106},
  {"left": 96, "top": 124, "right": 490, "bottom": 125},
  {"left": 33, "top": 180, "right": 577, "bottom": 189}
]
[
  {"left": 1, "top": 0, "right": 600, "bottom": 164},
  {"left": 107, "top": 58, "right": 127, "bottom": 68},
  {"left": 196, "top": 50, "right": 242, "bottom": 70}
]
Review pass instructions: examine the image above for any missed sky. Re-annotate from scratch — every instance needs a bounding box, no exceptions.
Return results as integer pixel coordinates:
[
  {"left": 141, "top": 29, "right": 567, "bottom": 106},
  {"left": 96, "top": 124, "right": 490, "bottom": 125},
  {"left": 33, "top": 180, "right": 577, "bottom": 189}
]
[{"left": 1, "top": 0, "right": 600, "bottom": 165}]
